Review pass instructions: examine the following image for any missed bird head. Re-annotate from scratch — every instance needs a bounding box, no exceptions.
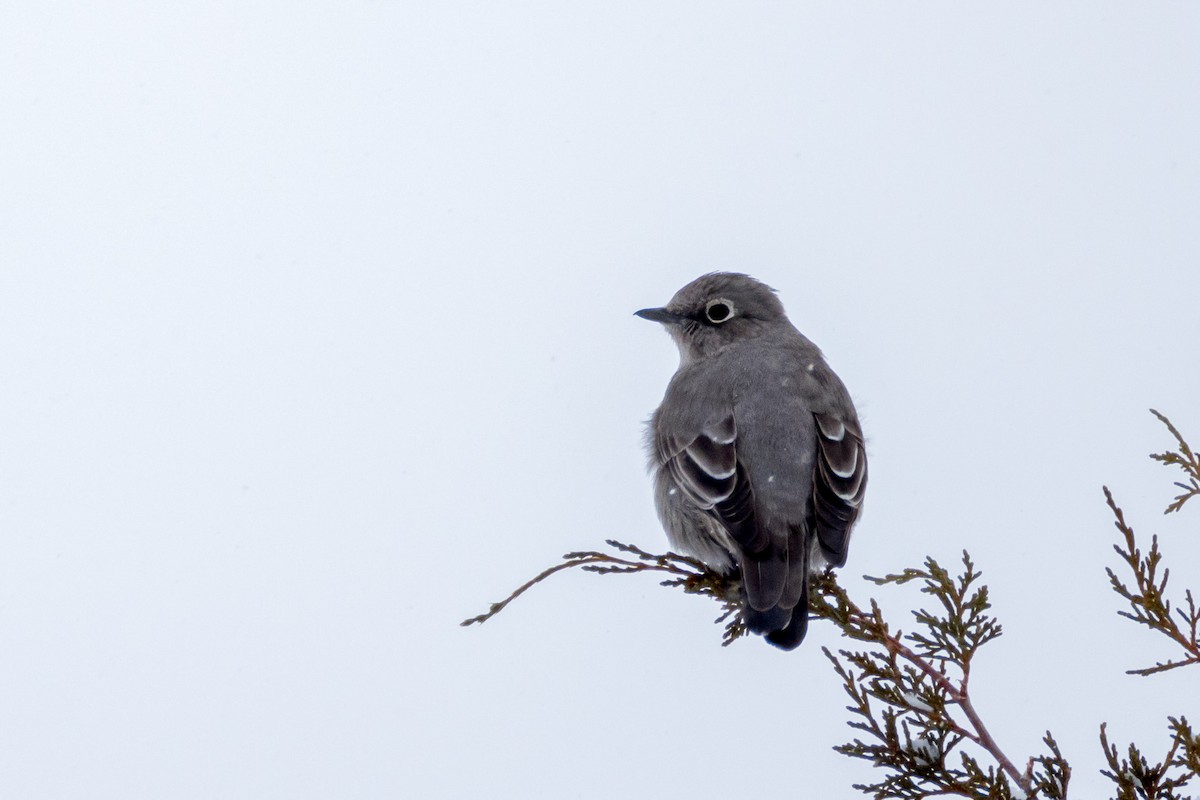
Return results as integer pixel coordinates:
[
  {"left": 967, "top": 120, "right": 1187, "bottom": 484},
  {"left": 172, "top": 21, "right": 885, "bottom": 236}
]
[{"left": 635, "top": 272, "right": 787, "bottom": 363}]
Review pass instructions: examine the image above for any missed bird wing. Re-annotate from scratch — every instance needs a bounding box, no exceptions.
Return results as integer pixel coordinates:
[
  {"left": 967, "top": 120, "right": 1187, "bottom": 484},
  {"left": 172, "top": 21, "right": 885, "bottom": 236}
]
[
  {"left": 657, "top": 414, "right": 736, "bottom": 506},
  {"left": 656, "top": 414, "right": 789, "bottom": 608},
  {"left": 812, "top": 412, "right": 868, "bottom": 567},
  {"left": 656, "top": 414, "right": 765, "bottom": 547}
]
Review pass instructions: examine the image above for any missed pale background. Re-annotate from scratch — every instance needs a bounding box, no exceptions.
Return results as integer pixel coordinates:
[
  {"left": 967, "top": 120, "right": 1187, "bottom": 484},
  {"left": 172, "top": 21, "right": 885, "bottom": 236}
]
[{"left": 2, "top": 3, "right": 1198, "bottom": 798}]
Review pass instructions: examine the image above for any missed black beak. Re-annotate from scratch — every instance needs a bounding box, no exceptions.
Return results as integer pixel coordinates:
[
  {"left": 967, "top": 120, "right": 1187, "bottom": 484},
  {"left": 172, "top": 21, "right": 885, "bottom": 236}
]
[{"left": 634, "top": 307, "right": 686, "bottom": 325}]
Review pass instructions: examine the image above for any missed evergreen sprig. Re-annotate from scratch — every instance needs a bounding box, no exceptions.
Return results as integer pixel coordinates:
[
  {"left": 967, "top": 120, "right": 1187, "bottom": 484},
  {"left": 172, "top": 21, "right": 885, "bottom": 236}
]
[
  {"left": 1100, "top": 717, "right": 1199, "bottom": 800},
  {"left": 1103, "top": 412, "right": 1200, "bottom": 677},
  {"left": 1097, "top": 411, "right": 1198, "bottom": 799},
  {"left": 459, "top": 539, "right": 749, "bottom": 645},
  {"left": 462, "top": 545, "right": 1055, "bottom": 797},
  {"left": 462, "top": 409, "right": 1196, "bottom": 800},
  {"left": 1149, "top": 409, "right": 1200, "bottom": 515},
  {"left": 813, "top": 556, "right": 1061, "bottom": 799}
]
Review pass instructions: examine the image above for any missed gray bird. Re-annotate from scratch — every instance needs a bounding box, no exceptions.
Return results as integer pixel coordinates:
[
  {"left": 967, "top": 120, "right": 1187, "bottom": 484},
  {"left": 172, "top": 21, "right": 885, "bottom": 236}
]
[{"left": 637, "top": 273, "right": 867, "bottom": 650}]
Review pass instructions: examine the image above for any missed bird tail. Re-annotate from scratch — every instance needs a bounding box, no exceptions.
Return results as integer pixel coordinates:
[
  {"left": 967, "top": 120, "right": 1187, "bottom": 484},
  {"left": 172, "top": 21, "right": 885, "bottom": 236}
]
[
  {"left": 741, "top": 586, "right": 809, "bottom": 651},
  {"left": 742, "top": 528, "right": 811, "bottom": 650},
  {"left": 764, "top": 587, "right": 809, "bottom": 650}
]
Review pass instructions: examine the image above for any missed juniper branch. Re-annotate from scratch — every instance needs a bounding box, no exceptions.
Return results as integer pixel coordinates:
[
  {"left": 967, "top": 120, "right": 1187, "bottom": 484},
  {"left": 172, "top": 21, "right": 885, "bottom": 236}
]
[
  {"left": 460, "top": 539, "right": 749, "bottom": 644},
  {"left": 1149, "top": 409, "right": 1200, "bottom": 515},
  {"left": 1101, "top": 718, "right": 1199, "bottom": 800},
  {"left": 1102, "top": 412, "right": 1200, "bottom": 676},
  {"left": 1096, "top": 410, "right": 1198, "bottom": 799},
  {"left": 812, "top": 558, "right": 1050, "bottom": 799},
  {"left": 461, "top": 408, "right": 1199, "bottom": 800},
  {"left": 464, "top": 542, "right": 1058, "bottom": 798}
]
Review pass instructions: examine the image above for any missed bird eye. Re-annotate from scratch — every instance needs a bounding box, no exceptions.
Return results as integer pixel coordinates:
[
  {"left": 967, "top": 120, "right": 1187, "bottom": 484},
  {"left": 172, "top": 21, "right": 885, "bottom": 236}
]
[{"left": 705, "top": 299, "right": 734, "bottom": 323}]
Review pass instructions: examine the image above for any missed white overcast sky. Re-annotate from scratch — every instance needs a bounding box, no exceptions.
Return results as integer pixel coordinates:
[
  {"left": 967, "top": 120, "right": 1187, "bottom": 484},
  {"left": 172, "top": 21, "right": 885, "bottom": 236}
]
[{"left": 2, "top": 3, "right": 1199, "bottom": 799}]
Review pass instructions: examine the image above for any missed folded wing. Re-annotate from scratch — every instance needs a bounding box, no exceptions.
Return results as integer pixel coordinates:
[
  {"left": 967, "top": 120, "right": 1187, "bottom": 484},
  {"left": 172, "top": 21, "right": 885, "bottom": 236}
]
[{"left": 812, "top": 412, "right": 868, "bottom": 567}]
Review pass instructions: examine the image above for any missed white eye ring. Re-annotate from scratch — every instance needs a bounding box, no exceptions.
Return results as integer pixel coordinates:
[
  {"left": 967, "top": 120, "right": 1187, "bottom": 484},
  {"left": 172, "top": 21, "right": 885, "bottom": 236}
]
[{"left": 705, "top": 298, "right": 735, "bottom": 324}]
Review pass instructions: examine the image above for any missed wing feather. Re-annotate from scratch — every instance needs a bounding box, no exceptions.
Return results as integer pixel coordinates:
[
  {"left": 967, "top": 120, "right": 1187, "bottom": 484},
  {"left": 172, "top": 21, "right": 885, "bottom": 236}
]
[
  {"left": 656, "top": 411, "right": 818, "bottom": 641},
  {"left": 812, "top": 412, "right": 868, "bottom": 566}
]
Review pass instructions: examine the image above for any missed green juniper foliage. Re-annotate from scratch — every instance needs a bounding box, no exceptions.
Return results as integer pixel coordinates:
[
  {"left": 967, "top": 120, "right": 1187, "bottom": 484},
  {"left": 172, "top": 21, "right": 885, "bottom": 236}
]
[
  {"left": 1098, "top": 410, "right": 1199, "bottom": 800},
  {"left": 460, "top": 539, "right": 749, "bottom": 645},
  {"left": 1103, "top": 411, "right": 1200, "bottom": 677},
  {"left": 812, "top": 555, "right": 1065, "bottom": 800},
  {"left": 464, "top": 410, "right": 1196, "bottom": 799},
  {"left": 1100, "top": 718, "right": 1198, "bottom": 800}
]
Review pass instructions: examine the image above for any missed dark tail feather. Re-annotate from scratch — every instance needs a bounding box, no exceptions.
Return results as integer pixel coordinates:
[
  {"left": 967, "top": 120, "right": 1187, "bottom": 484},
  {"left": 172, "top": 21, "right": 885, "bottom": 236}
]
[
  {"left": 753, "top": 527, "right": 811, "bottom": 652},
  {"left": 741, "top": 581, "right": 810, "bottom": 651},
  {"left": 744, "top": 604, "right": 791, "bottom": 635},
  {"left": 764, "top": 588, "right": 810, "bottom": 651}
]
